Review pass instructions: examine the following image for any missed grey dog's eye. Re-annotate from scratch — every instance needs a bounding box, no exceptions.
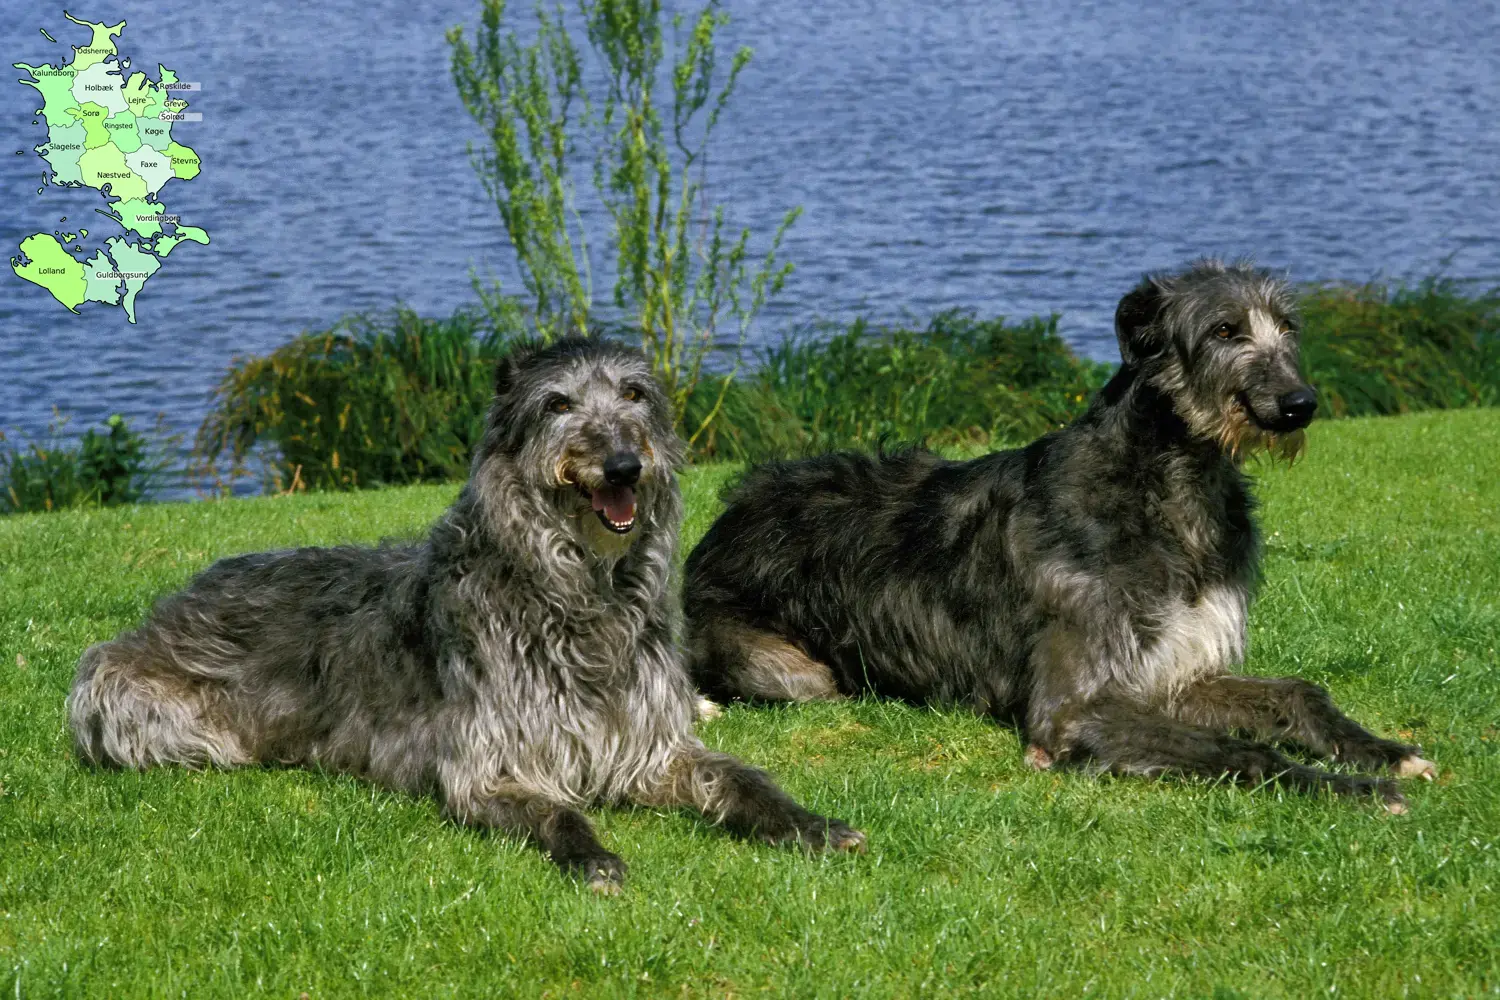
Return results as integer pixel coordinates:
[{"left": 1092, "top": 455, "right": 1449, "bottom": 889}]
[
  {"left": 546, "top": 395, "right": 571, "bottom": 414},
  {"left": 622, "top": 385, "right": 642, "bottom": 402},
  {"left": 1213, "top": 322, "right": 1236, "bottom": 339}
]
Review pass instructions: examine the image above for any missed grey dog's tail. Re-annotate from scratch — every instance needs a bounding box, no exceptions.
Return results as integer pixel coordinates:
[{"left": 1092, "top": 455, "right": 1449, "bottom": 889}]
[{"left": 68, "top": 639, "right": 247, "bottom": 770}]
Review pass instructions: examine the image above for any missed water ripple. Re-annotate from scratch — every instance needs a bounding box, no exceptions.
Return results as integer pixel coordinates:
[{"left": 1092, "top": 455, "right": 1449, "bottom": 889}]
[{"left": 1, "top": 0, "right": 1497, "bottom": 469}]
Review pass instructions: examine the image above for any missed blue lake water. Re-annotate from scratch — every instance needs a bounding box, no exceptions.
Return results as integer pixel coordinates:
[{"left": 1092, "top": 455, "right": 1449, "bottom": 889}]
[{"left": 2, "top": 0, "right": 1498, "bottom": 471}]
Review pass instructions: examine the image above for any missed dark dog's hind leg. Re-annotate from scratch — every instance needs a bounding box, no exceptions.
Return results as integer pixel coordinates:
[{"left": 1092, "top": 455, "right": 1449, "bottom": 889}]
[
  {"left": 444, "top": 786, "right": 627, "bottom": 894},
  {"left": 644, "top": 746, "right": 866, "bottom": 853},
  {"left": 1054, "top": 696, "right": 1408, "bottom": 811},
  {"left": 689, "top": 616, "right": 842, "bottom": 703},
  {"left": 1170, "top": 676, "right": 1436, "bottom": 779}
]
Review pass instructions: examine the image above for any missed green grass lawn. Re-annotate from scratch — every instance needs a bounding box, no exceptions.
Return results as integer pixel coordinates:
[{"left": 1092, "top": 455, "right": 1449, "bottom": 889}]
[{"left": 2, "top": 409, "right": 1497, "bottom": 998}]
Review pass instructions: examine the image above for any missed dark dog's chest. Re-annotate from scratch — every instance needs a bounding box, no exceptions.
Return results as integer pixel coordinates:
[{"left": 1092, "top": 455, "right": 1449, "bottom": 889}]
[
  {"left": 1019, "top": 450, "right": 1259, "bottom": 696},
  {"left": 1046, "top": 445, "right": 1257, "bottom": 585}
]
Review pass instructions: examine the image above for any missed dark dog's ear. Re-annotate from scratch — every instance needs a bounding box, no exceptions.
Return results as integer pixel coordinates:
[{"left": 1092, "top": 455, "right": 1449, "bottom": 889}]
[{"left": 1114, "top": 279, "right": 1166, "bottom": 366}]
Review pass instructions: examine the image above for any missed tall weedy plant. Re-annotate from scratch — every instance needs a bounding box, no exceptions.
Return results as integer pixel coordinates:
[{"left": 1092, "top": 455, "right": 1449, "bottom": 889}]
[
  {"left": 2, "top": 413, "right": 170, "bottom": 514},
  {"left": 450, "top": 2, "right": 591, "bottom": 342},
  {"left": 449, "top": 0, "right": 797, "bottom": 445}
]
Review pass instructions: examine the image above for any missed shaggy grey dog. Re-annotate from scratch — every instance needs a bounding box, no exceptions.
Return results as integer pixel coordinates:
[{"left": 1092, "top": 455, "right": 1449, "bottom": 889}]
[
  {"left": 685, "top": 260, "right": 1436, "bottom": 812},
  {"left": 70, "top": 338, "right": 864, "bottom": 892}
]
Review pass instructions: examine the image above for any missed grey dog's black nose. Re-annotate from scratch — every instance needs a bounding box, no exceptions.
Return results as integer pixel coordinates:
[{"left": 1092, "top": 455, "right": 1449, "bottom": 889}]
[
  {"left": 603, "top": 452, "right": 642, "bottom": 486},
  {"left": 1276, "top": 388, "right": 1319, "bottom": 428}
]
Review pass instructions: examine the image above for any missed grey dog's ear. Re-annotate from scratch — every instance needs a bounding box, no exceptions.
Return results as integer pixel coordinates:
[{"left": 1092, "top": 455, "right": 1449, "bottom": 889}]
[
  {"left": 1114, "top": 278, "right": 1166, "bottom": 366},
  {"left": 493, "top": 338, "right": 552, "bottom": 398},
  {"left": 492, "top": 354, "right": 517, "bottom": 398}
]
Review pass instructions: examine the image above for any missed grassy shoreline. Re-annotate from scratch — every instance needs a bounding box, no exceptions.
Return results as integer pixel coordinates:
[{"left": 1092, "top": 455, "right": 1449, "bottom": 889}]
[
  {"left": 2, "top": 407, "right": 1497, "bottom": 997},
  {"left": 6, "top": 276, "right": 1485, "bottom": 509}
]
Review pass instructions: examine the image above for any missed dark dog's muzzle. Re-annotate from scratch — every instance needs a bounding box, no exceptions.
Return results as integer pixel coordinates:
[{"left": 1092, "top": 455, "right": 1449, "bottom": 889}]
[{"left": 1270, "top": 388, "right": 1318, "bottom": 432}]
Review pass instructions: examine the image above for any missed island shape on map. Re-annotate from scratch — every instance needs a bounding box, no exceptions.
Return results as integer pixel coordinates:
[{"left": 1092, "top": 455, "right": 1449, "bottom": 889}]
[{"left": 11, "top": 11, "right": 208, "bottom": 323}]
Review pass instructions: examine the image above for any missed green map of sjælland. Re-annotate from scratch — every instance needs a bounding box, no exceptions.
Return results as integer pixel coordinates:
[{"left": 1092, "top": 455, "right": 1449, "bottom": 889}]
[{"left": 11, "top": 11, "right": 208, "bottom": 323}]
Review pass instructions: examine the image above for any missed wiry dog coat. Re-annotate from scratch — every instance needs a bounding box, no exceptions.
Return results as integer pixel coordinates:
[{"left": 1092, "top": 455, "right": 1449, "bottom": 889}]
[
  {"left": 685, "top": 261, "right": 1435, "bottom": 811},
  {"left": 70, "top": 338, "right": 863, "bottom": 890}
]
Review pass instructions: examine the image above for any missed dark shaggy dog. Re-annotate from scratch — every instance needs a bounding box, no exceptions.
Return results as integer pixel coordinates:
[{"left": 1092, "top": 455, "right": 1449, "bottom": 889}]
[
  {"left": 69, "top": 339, "right": 864, "bottom": 892},
  {"left": 685, "top": 260, "right": 1436, "bottom": 811}
]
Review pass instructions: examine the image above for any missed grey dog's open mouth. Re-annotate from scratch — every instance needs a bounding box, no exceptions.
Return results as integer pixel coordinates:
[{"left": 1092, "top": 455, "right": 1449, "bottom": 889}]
[{"left": 577, "top": 484, "right": 637, "bottom": 534}]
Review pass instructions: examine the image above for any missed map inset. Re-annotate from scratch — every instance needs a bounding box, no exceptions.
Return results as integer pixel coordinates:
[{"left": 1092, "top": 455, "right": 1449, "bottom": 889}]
[{"left": 11, "top": 11, "right": 208, "bottom": 323}]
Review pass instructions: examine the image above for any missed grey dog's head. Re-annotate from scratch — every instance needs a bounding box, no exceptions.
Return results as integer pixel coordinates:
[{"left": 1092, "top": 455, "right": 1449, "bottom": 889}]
[
  {"left": 1114, "top": 259, "right": 1315, "bottom": 461},
  {"left": 476, "top": 337, "right": 684, "bottom": 557}
]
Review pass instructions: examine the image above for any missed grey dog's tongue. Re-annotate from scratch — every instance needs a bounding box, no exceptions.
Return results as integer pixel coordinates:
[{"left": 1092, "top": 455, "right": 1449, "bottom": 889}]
[{"left": 591, "top": 484, "right": 636, "bottom": 524}]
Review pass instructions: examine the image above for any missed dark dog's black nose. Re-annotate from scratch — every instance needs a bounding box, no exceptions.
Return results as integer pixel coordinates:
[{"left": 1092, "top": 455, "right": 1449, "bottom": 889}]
[
  {"left": 1276, "top": 388, "right": 1319, "bottom": 429},
  {"left": 603, "top": 452, "right": 642, "bottom": 487}
]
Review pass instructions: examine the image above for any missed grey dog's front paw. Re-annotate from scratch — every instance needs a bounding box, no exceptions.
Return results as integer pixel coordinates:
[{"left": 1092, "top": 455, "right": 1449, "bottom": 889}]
[
  {"left": 559, "top": 851, "right": 628, "bottom": 895},
  {"left": 822, "top": 819, "right": 868, "bottom": 853},
  {"left": 772, "top": 814, "right": 867, "bottom": 854},
  {"left": 1023, "top": 744, "right": 1055, "bottom": 770}
]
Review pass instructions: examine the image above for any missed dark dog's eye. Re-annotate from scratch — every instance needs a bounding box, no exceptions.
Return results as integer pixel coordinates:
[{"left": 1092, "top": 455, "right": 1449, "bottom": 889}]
[
  {"left": 1213, "top": 322, "right": 1236, "bottom": 339},
  {"left": 622, "top": 385, "right": 642, "bottom": 403},
  {"left": 546, "top": 395, "right": 571, "bottom": 414}
]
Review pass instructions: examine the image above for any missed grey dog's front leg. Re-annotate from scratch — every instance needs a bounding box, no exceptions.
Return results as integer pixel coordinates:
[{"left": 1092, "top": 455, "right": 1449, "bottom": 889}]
[
  {"left": 443, "top": 786, "right": 626, "bottom": 893},
  {"left": 1168, "top": 675, "right": 1436, "bottom": 778},
  {"left": 645, "top": 745, "right": 867, "bottom": 852}
]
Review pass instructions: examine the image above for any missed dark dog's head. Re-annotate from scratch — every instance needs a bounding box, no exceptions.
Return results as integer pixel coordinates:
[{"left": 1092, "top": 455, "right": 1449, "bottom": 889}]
[
  {"left": 1115, "top": 259, "right": 1314, "bottom": 461},
  {"left": 477, "top": 337, "right": 684, "bottom": 558}
]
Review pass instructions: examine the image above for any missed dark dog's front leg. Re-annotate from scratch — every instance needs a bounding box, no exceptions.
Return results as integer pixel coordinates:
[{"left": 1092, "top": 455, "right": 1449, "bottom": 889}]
[
  {"left": 644, "top": 745, "right": 866, "bottom": 852},
  {"left": 1051, "top": 695, "right": 1409, "bottom": 811},
  {"left": 444, "top": 786, "right": 627, "bottom": 893},
  {"left": 1170, "top": 675, "right": 1436, "bottom": 779}
]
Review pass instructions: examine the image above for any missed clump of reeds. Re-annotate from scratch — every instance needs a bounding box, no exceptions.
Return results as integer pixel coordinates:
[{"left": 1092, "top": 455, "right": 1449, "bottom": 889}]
[{"left": 194, "top": 308, "right": 506, "bottom": 492}]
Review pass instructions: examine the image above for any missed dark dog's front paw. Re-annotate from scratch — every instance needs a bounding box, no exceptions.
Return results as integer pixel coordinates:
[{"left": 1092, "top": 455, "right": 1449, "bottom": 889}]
[
  {"left": 1395, "top": 754, "right": 1437, "bottom": 781},
  {"left": 1329, "top": 772, "right": 1408, "bottom": 814},
  {"left": 558, "top": 851, "right": 628, "bottom": 894},
  {"left": 1336, "top": 737, "right": 1431, "bottom": 777}
]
